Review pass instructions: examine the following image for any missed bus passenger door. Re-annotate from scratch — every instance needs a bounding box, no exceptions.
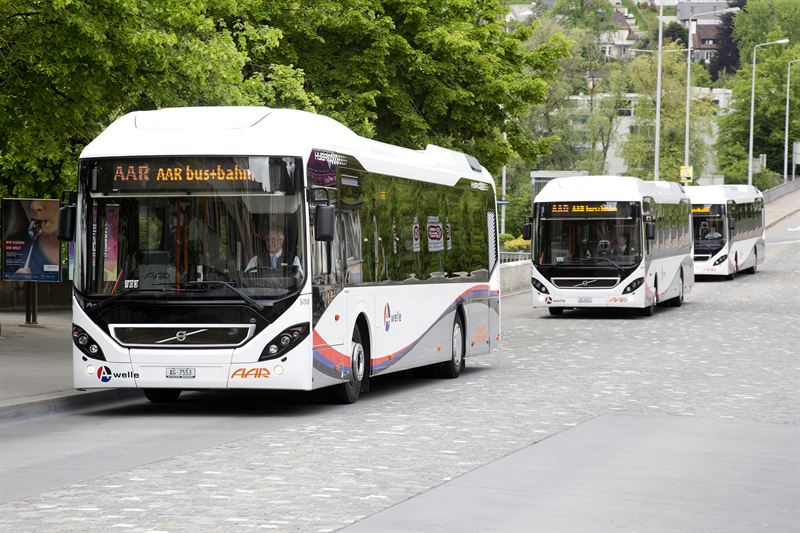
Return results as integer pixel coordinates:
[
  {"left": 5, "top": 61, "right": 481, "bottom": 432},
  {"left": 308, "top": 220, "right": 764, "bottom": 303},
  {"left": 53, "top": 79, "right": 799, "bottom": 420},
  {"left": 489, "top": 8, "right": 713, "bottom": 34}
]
[{"left": 310, "top": 194, "right": 348, "bottom": 385}]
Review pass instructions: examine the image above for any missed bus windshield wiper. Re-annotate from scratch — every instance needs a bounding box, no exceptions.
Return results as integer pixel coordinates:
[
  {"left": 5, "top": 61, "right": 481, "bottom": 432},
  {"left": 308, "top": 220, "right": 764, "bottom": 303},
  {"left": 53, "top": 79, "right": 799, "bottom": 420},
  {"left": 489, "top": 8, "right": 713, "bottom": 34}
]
[
  {"left": 91, "top": 287, "right": 173, "bottom": 312},
  {"left": 180, "top": 281, "right": 265, "bottom": 311},
  {"left": 590, "top": 256, "right": 623, "bottom": 271}
]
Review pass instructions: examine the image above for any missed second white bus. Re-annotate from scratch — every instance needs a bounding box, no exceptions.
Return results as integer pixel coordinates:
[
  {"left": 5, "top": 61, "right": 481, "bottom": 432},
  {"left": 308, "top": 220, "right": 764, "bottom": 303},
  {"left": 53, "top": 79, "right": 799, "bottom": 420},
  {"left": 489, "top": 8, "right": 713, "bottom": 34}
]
[
  {"left": 685, "top": 185, "right": 765, "bottom": 279},
  {"left": 524, "top": 176, "right": 694, "bottom": 316}
]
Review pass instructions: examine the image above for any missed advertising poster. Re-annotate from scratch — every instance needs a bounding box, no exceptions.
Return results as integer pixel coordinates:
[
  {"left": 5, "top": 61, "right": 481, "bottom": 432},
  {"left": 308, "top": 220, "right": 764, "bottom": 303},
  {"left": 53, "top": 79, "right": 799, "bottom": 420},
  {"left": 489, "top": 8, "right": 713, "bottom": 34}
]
[
  {"left": 103, "top": 205, "right": 120, "bottom": 281},
  {"left": 427, "top": 215, "right": 444, "bottom": 252},
  {"left": 2, "top": 198, "right": 61, "bottom": 282},
  {"left": 412, "top": 216, "right": 420, "bottom": 252}
]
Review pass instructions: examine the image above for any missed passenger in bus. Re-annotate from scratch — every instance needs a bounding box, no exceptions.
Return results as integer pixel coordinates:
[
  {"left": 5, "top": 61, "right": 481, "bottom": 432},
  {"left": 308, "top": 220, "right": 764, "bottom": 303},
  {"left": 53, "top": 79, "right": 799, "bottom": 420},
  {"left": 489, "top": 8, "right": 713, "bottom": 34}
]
[
  {"left": 245, "top": 227, "right": 303, "bottom": 275},
  {"left": 704, "top": 225, "right": 722, "bottom": 239}
]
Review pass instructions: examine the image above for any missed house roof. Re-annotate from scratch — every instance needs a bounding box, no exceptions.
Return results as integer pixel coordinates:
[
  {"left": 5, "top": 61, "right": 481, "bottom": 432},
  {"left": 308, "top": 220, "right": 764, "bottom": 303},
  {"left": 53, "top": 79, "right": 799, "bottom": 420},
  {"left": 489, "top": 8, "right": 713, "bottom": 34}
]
[{"left": 693, "top": 24, "right": 723, "bottom": 50}]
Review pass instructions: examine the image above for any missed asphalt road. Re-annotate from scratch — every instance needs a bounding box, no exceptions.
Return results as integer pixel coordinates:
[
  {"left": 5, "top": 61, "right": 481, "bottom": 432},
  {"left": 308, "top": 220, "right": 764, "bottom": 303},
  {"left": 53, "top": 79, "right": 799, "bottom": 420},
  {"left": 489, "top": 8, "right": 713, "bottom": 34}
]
[{"left": 1, "top": 212, "right": 798, "bottom": 532}]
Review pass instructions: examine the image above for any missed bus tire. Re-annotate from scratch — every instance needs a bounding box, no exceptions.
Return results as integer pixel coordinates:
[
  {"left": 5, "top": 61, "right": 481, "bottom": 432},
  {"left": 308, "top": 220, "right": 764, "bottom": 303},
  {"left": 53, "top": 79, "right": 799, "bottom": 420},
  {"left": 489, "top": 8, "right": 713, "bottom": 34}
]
[
  {"left": 328, "top": 326, "right": 366, "bottom": 404},
  {"left": 641, "top": 279, "right": 656, "bottom": 316},
  {"left": 439, "top": 312, "right": 465, "bottom": 379},
  {"left": 726, "top": 254, "right": 738, "bottom": 280},
  {"left": 669, "top": 273, "right": 684, "bottom": 308},
  {"left": 548, "top": 308, "right": 564, "bottom": 316},
  {"left": 143, "top": 389, "right": 181, "bottom": 403},
  {"left": 749, "top": 248, "right": 758, "bottom": 274}
]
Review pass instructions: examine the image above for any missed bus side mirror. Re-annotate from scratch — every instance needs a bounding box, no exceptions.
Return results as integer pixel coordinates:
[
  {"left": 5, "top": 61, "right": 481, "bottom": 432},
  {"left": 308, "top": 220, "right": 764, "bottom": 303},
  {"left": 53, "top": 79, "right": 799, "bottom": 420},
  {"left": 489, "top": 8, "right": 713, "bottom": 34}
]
[
  {"left": 728, "top": 217, "right": 735, "bottom": 231},
  {"left": 58, "top": 205, "right": 76, "bottom": 241},
  {"left": 314, "top": 204, "right": 335, "bottom": 242},
  {"left": 645, "top": 221, "right": 655, "bottom": 240},
  {"left": 522, "top": 222, "right": 532, "bottom": 241}
]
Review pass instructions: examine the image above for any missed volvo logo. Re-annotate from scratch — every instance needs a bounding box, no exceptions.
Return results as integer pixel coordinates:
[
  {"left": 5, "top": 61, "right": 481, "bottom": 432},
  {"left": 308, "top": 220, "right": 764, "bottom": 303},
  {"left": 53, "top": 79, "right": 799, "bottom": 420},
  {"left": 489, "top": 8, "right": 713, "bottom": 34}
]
[
  {"left": 156, "top": 328, "right": 208, "bottom": 344},
  {"left": 577, "top": 280, "right": 597, "bottom": 287}
]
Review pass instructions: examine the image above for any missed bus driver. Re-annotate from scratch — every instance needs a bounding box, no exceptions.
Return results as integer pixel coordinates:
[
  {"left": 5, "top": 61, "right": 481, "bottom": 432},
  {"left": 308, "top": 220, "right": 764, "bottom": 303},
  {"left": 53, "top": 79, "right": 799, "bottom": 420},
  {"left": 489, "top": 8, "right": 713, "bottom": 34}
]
[{"left": 245, "top": 227, "right": 303, "bottom": 275}]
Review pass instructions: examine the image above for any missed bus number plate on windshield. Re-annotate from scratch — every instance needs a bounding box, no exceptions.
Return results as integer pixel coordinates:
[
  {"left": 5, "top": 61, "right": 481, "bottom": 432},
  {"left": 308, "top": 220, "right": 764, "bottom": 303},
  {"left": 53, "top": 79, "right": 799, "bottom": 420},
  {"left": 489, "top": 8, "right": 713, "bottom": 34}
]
[{"left": 166, "top": 367, "right": 195, "bottom": 379}]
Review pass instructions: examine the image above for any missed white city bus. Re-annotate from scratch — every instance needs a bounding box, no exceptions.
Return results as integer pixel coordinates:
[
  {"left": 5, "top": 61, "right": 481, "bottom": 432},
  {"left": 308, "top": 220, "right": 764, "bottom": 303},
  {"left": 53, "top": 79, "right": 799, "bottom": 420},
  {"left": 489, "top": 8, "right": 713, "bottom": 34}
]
[
  {"left": 684, "top": 185, "right": 764, "bottom": 279},
  {"left": 524, "top": 176, "right": 693, "bottom": 316},
  {"left": 60, "top": 107, "right": 500, "bottom": 404}
]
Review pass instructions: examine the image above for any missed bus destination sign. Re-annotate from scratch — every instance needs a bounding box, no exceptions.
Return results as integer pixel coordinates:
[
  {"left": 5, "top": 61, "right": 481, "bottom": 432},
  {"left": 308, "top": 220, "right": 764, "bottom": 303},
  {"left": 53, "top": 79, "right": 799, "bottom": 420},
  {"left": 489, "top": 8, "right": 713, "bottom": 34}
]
[
  {"left": 548, "top": 203, "right": 619, "bottom": 216},
  {"left": 88, "top": 157, "right": 273, "bottom": 194}
]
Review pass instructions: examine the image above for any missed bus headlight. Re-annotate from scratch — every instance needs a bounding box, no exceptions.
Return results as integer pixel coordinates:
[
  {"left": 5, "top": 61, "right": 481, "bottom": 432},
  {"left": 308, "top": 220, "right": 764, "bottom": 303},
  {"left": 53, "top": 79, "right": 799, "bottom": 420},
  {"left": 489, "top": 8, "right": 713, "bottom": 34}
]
[
  {"left": 260, "top": 323, "right": 310, "bottom": 361},
  {"left": 713, "top": 254, "right": 727, "bottom": 266},
  {"left": 72, "top": 325, "right": 106, "bottom": 361},
  {"left": 531, "top": 278, "right": 549, "bottom": 294},
  {"left": 622, "top": 277, "right": 645, "bottom": 294}
]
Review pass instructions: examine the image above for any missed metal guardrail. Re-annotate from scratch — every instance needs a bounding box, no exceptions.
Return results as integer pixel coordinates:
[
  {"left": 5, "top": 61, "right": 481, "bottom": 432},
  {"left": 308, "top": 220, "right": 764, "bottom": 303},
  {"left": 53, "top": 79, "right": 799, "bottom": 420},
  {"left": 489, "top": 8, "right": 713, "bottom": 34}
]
[
  {"left": 763, "top": 179, "right": 800, "bottom": 203},
  {"left": 499, "top": 251, "right": 531, "bottom": 263}
]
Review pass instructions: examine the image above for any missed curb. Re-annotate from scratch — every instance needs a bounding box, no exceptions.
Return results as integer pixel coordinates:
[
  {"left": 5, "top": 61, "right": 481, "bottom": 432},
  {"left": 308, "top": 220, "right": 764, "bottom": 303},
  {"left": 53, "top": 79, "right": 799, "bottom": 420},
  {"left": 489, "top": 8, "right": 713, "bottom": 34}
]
[
  {"left": 766, "top": 207, "right": 800, "bottom": 229},
  {"left": 0, "top": 388, "right": 142, "bottom": 422}
]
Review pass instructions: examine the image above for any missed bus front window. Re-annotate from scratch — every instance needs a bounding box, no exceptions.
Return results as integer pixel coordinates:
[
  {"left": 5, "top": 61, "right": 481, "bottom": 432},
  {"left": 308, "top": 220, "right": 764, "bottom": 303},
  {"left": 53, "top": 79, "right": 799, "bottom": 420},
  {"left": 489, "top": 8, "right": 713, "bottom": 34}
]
[
  {"left": 534, "top": 202, "right": 643, "bottom": 267},
  {"left": 76, "top": 156, "right": 306, "bottom": 302},
  {"left": 692, "top": 204, "right": 726, "bottom": 244}
]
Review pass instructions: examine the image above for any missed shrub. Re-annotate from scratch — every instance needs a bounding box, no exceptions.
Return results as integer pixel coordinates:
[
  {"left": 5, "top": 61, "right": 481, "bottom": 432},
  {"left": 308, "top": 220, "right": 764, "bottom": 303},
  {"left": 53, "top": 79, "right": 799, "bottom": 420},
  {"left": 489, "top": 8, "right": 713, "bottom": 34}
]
[
  {"left": 504, "top": 236, "right": 531, "bottom": 252},
  {"left": 498, "top": 233, "right": 514, "bottom": 246}
]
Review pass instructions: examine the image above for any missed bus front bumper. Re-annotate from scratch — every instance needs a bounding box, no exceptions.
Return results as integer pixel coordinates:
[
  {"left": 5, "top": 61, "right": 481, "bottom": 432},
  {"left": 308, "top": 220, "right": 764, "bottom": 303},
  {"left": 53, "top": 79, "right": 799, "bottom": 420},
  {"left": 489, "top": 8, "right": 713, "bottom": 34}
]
[{"left": 532, "top": 287, "right": 646, "bottom": 309}]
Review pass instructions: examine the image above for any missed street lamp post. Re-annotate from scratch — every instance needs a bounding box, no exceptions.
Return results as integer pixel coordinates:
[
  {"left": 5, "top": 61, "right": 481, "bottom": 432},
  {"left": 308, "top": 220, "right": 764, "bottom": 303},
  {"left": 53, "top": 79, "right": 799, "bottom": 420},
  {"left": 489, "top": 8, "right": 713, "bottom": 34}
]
[
  {"left": 748, "top": 39, "right": 790, "bottom": 186},
  {"left": 784, "top": 59, "right": 800, "bottom": 183},
  {"left": 683, "top": 8, "right": 738, "bottom": 171},
  {"left": 653, "top": 0, "right": 665, "bottom": 181}
]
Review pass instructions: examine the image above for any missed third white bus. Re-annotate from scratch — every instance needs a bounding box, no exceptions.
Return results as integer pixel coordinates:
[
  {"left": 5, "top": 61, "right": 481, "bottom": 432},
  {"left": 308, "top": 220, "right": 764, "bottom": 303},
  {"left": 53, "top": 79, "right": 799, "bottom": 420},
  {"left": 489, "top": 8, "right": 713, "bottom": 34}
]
[
  {"left": 685, "top": 185, "right": 765, "bottom": 279},
  {"left": 525, "top": 176, "right": 693, "bottom": 316}
]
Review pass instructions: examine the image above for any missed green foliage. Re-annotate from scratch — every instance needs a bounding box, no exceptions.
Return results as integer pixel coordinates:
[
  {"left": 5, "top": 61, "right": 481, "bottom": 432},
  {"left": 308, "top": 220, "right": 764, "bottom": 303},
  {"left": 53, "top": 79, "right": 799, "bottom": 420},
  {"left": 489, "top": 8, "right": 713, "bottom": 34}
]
[
  {"left": 551, "top": 0, "right": 614, "bottom": 32},
  {"left": 498, "top": 233, "right": 515, "bottom": 246},
  {"left": 715, "top": 0, "right": 800, "bottom": 184},
  {"left": 716, "top": 42, "right": 800, "bottom": 185},
  {"left": 503, "top": 235, "right": 531, "bottom": 251},
  {"left": 0, "top": 0, "right": 279, "bottom": 198},
  {"left": 0, "top": 1, "right": 572, "bottom": 199},
  {"left": 621, "top": 47, "right": 714, "bottom": 182}
]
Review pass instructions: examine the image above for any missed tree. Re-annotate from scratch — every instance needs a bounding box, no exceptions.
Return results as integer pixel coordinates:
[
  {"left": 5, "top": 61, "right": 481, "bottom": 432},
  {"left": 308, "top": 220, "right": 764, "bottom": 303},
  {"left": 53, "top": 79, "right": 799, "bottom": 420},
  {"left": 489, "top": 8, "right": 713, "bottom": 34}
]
[
  {"left": 0, "top": 1, "right": 309, "bottom": 199},
  {"left": 708, "top": 0, "right": 744, "bottom": 82},
  {"left": 237, "top": 1, "right": 571, "bottom": 175},
  {"left": 621, "top": 47, "right": 715, "bottom": 182},
  {"left": 662, "top": 21, "right": 688, "bottom": 48},
  {"left": 551, "top": 0, "right": 614, "bottom": 32},
  {"left": 714, "top": 0, "right": 800, "bottom": 188},
  {"left": 716, "top": 44, "right": 800, "bottom": 189}
]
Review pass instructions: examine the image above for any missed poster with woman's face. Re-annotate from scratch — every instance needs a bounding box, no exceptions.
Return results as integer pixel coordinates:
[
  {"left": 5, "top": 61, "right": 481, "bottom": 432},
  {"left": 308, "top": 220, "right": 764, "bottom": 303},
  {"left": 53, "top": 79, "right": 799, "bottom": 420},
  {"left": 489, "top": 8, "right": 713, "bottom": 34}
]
[{"left": 2, "top": 198, "right": 61, "bottom": 282}]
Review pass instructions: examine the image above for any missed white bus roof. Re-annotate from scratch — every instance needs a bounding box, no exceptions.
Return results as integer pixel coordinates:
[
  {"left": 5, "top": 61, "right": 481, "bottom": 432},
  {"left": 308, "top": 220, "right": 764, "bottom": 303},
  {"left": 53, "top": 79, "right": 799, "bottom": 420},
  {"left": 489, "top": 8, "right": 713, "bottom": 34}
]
[
  {"left": 80, "top": 107, "right": 494, "bottom": 188},
  {"left": 684, "top": 185, "right": 763, "bottom": 205},
  {"left": 534, "top": 175, "right": 687, "bottom": 204}
]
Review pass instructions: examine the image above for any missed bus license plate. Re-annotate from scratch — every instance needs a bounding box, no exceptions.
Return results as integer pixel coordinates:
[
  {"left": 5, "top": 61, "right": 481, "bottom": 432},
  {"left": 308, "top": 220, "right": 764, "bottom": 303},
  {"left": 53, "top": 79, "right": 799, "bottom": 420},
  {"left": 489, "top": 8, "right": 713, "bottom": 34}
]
[{"left": 166, "top": 367, "right": 195, "bottom": 379}]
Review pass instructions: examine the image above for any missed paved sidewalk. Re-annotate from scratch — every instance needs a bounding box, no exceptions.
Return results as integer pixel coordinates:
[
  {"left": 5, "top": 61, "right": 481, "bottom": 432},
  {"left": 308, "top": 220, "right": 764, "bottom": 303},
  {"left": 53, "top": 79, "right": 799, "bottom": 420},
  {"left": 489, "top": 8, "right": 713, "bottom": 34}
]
[
  {"left": 0, "top": 188, "right": 797, "bottom": 420},
  {"left": 341, "top": 415, "right": 800, "bottom": 533}
]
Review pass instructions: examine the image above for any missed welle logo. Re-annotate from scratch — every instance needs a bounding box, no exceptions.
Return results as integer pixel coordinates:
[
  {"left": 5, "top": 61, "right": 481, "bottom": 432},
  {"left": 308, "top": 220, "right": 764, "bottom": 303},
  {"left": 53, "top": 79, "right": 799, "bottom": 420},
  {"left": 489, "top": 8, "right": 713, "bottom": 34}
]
[{"left": 384, "top": 303, "right": 402, "bottom": 332}]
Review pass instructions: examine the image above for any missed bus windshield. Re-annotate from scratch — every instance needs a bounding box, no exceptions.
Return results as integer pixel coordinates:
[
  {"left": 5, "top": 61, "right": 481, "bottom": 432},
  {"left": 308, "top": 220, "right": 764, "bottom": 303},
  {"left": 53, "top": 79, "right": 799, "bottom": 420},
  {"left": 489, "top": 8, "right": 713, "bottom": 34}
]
[
  {"left": 76, "top": 156, "right": 306, "bottom": 301},
  {"left": 692, "top": 204, "right": 725, "bottom": 245},
  {"left": 534, "top": 201, "right": 643, "bottom": 267}
]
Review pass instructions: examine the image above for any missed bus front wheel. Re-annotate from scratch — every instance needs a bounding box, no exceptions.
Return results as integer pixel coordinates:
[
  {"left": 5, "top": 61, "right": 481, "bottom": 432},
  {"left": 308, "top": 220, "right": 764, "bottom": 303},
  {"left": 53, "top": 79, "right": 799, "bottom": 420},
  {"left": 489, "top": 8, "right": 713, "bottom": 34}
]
[
  {"left": 439, "top": 313, "right": 465, "bottom": 379},
  {"left": 143, "top": 389, "right": 181, "bottom": 403},
  {"left": 641, "top": 280, "right": 656, "bottom": 316},
  {"left": 328, "top": 327, "right": 365, "bottom": 404}
]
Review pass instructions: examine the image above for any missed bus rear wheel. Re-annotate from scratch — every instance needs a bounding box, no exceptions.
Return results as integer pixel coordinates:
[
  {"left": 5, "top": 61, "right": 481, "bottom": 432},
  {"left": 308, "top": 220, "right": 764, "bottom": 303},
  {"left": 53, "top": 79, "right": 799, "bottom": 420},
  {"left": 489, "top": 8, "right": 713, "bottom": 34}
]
[
  {"left": 726, "top": 254, "right": 738, "bottom": 280},
  {"left": 439, "top": 313, "right": 465, "bottom": 379},
  {"left": 748, "top": 248, "right": 758, "bottom": 274},
  {"left": 143, "top": 389, "right": 181, "bottom": 403},
  {"left": 328, "top": 327, "right": 365, "bottom": 404},
  {"left": 669, "top": 274, "right": 684, "bottom": 307}
]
